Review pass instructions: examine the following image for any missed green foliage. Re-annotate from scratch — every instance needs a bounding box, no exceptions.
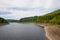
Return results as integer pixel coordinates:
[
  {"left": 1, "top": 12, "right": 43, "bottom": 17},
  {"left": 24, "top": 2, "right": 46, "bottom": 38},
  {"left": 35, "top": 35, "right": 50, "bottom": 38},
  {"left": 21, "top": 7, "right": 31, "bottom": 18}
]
[
  {"left": 0, "top": 17, "right": 8, "bottom": 24},
  {"left": 50, "top": 16, "right": 60, "bottom": 24},
  {"left": 18, "top": 16, "right": 38, "bottom": 23},
  {"left": 19, "top": 9, "right": 60, "bottom": 24}
]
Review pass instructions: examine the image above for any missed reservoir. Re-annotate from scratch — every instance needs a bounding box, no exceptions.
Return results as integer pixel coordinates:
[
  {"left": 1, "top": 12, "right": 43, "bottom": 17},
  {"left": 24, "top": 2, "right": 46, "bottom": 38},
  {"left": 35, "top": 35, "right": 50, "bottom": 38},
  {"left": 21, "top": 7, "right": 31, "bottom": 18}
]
[{"left": 0, "top": 23, "right": 47, "bottom": 40}]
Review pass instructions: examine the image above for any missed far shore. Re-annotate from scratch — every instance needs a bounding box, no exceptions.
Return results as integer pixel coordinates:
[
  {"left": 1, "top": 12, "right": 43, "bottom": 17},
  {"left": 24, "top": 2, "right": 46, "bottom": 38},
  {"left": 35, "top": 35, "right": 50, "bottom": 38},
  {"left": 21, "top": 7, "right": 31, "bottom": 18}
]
[{"left": 35, "top": 23, "right": 60, "bottom": 40}]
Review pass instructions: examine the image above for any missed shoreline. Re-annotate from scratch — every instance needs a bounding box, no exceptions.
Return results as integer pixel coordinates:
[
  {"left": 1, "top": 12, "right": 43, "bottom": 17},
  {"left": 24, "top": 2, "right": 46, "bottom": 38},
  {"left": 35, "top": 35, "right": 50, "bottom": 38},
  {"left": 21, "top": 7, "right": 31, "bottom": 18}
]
[
  {"left": 35, "top": 23, "right": 60, "bottom": 40},
  {"left": 36, "top": 23, "right": 51, "bottom": 40}
]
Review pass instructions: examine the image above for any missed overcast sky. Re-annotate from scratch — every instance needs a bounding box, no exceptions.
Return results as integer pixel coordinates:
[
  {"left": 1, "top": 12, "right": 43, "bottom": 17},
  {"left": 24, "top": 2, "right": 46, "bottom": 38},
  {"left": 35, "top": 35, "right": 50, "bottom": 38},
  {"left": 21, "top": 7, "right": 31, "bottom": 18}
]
[{"left": 0, "top": 0, "right": 60, "bottom": 19}]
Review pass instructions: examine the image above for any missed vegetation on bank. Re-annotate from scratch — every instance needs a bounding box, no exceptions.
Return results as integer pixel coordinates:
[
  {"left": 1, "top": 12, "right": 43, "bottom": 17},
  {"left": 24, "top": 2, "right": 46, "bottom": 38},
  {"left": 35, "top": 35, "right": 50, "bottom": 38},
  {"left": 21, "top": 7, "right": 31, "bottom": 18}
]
[
  {"left": 19, "top": 9, "right": 60, "bottom": 24},
  {"left": 7, "top": 19, "right": 18, "bottom": 22},
  {"left": 0, "top": 17, "right": 9, "bottom": 24}
]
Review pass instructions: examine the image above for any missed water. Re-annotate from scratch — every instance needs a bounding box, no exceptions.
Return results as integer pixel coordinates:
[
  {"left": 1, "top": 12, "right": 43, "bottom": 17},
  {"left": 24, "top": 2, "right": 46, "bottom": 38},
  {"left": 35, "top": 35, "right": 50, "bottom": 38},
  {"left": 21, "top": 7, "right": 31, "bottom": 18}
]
[{"left": 0, "top": 23, "right": 47, "bottom": 40}]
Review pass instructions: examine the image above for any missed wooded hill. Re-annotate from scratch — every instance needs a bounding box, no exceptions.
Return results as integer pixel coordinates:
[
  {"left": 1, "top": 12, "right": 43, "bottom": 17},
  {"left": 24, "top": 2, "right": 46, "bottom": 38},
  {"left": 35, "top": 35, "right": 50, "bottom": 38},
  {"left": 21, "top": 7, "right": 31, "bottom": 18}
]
[
  {"left": 0, "top": 17, "right": 8, "bottom": 24},
  {"left": 19, "top": 9, "right": 60, "bottom": 24}
]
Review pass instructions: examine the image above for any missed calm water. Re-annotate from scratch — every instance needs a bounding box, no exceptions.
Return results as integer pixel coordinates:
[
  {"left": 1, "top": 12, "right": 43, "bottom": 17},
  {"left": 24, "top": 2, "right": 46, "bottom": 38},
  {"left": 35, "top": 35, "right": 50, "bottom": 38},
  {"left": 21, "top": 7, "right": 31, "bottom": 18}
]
[{"left": 0, "top": 23, "right": 47, "bottom": 40}]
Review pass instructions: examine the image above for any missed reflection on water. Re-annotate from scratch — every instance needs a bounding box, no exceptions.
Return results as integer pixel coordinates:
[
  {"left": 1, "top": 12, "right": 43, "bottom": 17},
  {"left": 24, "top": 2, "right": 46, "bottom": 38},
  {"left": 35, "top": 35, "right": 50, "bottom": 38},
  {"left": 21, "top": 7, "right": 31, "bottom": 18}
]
[{"left": 0, "top": 23, "right": 47, "bottom": 40}]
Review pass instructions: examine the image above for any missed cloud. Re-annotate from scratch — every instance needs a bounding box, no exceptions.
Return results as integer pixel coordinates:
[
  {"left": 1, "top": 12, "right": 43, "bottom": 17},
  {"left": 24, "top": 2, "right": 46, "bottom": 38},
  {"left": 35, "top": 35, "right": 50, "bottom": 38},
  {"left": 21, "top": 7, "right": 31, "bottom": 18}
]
[
  {"left": 0, "top": 0, "right": 60, "bottom": 19},
  {"left": 0, "top": 0, "right": 54, "bottom": 8},
  {"left": 0, "top": 10, "right": 41, "bottom": 19},
  {"left": 52, "top": 0, "right": 60, "bottom": 8},
  {"left": 0, "top": 0, "right": 41, "bottom": 8}
]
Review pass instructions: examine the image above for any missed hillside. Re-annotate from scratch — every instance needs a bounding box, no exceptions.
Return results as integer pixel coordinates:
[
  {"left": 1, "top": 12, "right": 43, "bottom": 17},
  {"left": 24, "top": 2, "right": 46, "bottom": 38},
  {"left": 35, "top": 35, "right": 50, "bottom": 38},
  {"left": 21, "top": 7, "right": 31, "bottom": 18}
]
[
  {"left": 0, "top": 17, "right": 9, "bottom": 24},
  {"left": 19, "top": 9, "right": 60, "bottom": 24},
  {"left": 18, "top": 16, "right": 38, "bottom": 23}
]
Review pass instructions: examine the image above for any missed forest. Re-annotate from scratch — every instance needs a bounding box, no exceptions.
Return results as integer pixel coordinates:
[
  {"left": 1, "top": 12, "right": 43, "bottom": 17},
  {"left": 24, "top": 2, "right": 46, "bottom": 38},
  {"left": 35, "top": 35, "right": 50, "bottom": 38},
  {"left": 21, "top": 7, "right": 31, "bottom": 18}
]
[{"left": 19, "top": 9, "right": 60, "bottom": 24}]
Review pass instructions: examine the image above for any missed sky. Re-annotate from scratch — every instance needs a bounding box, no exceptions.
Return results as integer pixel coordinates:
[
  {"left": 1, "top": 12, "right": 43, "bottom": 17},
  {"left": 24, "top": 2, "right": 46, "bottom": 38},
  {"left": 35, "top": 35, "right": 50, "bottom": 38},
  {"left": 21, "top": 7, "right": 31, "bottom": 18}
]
[{"left": 0, "top": 0, "right": 60, "bottom": 20}]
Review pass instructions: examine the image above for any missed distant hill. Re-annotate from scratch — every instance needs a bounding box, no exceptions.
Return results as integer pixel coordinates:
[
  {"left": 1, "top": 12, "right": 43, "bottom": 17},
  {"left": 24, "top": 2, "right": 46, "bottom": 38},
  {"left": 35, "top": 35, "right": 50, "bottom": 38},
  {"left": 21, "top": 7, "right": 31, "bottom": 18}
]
[
  {"left": 0, "top": 17, "right": 9, "bottom": 24},
  {"left": 7, "top": 19, "right": 18, "bottom": 22},
  {"left": 19, "top": 9, "right": 60, "bottom": 24}
]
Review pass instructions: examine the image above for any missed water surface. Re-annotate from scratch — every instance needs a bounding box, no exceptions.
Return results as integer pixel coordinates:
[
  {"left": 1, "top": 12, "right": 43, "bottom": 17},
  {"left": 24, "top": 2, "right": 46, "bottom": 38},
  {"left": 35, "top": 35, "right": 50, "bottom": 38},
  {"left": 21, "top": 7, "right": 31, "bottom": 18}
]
[{"left": 0, "top": 23, "right": 47, "bottom": 40}]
